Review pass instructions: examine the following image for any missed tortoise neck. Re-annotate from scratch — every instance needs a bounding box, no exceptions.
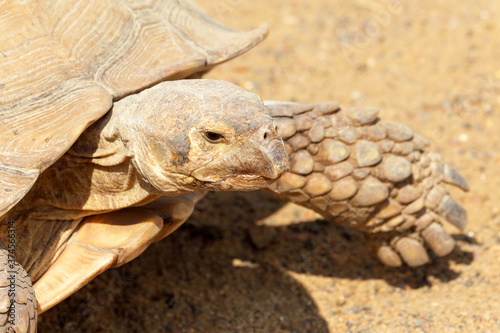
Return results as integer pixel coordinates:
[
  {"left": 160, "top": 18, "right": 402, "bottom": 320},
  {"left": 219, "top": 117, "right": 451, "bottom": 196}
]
[
  {"left": 12, "top": 135, "right": 161, "bottom": 222},
  {"left": 15, "top": 157, "right": 160, "bottom": 221}
]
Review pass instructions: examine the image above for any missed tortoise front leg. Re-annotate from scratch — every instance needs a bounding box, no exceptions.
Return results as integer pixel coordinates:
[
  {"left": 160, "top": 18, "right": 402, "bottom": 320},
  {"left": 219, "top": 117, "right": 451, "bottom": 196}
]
[
  {"left": 0, "top": 240, "right": 37, "bottom": 332},
  {"left": 265, "top": 101, "right": 468, "bottom": 267}
]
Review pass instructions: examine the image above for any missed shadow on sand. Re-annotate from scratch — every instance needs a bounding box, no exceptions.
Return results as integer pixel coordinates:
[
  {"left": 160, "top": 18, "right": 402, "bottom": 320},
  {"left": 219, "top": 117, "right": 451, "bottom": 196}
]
[{"left": 38, "top": 190, "right": 474, "bottom": 332}]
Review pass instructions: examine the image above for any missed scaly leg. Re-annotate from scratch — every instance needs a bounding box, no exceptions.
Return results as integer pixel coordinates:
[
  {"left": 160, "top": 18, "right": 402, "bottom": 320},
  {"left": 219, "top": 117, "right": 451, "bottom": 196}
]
[
  {"left": 265, "top": 101, "right": 468, "bottom": 267},
  {"left": 0, "top": 240, "right": 37, "bottom": 332}
]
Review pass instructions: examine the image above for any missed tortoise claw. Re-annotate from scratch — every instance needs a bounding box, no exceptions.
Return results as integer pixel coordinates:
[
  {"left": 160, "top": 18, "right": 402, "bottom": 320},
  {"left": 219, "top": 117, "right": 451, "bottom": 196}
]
[
  {"left": 377, "top": 245, "right": 403, "bottom": 267},
  {"left": 437, "top": 195, "right": 467, "bottom": 231},
  {"left": 443, "top": 164, "right": 470, "bottom": 191},
  {"left": 394, "top": 237, "right": 430, "bottom": 267},
  {"left": 421, "top": 222, "right": 456, "bottom": 257}
]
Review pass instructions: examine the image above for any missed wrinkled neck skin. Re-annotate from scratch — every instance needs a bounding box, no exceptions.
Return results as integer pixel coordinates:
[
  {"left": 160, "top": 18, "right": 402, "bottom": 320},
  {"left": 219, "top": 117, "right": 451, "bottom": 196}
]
[{"left": 11, "top": 80, "right": 288, "bottom": 222}]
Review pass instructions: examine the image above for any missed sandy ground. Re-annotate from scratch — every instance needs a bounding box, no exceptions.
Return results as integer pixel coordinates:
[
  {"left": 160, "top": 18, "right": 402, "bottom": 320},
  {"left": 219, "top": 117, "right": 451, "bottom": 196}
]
[{"left": 39, "top": 0, "right": 500, "bottom": 332}]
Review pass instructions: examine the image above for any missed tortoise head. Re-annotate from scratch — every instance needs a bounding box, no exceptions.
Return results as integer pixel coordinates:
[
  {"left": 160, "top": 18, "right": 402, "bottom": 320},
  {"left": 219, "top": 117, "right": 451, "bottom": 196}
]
[{"left": 116, "top": 80, "right": 289, "bottom": 194}]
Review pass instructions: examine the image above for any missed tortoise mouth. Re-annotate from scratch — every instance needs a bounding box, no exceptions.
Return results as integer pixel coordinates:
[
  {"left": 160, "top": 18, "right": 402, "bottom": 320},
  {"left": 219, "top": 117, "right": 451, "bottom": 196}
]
[{"left": 199, "top": 174, "right": 279, "bottom": 191}]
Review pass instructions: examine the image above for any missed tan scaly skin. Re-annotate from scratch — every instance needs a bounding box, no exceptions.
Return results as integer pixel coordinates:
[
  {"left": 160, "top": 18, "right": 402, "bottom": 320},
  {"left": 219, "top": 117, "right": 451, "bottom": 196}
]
[{"left": 265, "top": 101, "right": 468, "bottom": 267}]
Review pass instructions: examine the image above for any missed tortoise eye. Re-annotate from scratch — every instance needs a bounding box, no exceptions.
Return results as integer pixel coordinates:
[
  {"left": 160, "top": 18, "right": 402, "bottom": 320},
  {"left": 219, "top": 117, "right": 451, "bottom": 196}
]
[{"left": 204, "top": 131, "right": 224, "bottom": 143}]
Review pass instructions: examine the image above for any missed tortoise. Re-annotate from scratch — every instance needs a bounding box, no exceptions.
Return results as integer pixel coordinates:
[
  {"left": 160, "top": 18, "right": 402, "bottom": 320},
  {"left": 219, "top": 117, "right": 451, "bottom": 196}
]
[{"left": 0, "top": 0, "right": 469, "bottom": 331}]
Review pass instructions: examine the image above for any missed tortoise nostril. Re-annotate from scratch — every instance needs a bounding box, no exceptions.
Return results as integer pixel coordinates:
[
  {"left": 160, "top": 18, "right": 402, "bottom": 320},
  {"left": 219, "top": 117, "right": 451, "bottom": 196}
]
[{"left": 263, "top": 132, "right": 268, "bottom": 140}]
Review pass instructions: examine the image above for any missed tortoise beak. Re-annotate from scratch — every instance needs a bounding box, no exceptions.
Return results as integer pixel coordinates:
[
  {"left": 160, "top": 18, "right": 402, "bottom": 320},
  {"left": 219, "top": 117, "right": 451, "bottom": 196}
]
[
  {"left": 233, "top": 137, "right": 289, "bottom": 180},
  {"left": 262, "top": 139, "right": 289, "bottom": 179},
  {"left": 242, "top": 120, "right": 290, "bottom": 180}
]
